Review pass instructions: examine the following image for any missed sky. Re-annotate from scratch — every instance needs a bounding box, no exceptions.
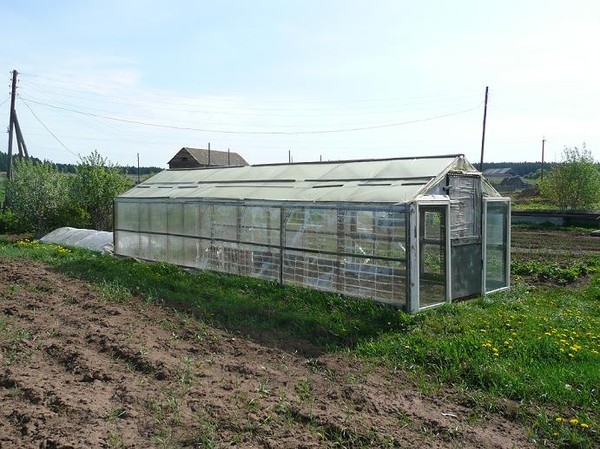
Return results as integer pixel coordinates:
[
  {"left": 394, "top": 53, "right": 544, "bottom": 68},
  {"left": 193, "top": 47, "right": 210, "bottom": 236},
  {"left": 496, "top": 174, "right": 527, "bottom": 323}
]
[{"left": 1, "top": 0, "right": 599, "bottom": 168}]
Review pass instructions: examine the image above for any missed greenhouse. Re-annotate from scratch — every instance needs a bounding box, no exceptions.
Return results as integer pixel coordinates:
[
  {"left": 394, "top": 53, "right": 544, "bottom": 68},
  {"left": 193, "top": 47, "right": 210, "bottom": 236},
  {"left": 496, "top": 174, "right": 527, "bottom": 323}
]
[{"left": 114, "top": 154, "right": 510, "bottom": 313}]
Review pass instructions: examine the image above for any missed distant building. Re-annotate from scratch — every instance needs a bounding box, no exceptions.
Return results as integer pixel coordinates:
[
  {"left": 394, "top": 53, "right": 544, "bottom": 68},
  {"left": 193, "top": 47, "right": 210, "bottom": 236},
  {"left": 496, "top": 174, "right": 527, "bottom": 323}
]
[
  {"left": 483, "top": 168, "right": 527, "bottom": 192},
  {"left": 168, "top": 147, "right": 248, "bottom": 169},
  {"left": 482, "top": 168, "right": 518, "bottom": 178}
]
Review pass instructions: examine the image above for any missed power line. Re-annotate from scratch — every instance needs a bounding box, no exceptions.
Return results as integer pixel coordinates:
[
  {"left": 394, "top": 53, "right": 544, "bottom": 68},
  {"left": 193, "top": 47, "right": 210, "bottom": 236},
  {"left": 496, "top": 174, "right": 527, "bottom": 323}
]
[
  {"left": 20, "top": 72, "right": 480, "bottom": 107},
  {"left": 0, "top": 96, "right": 10, "bottom": 108},
  {"left": 19, "top": 98, "right": 78, "bottom": 157},
  {"left": 19, "top": 81, "right": 480, "bottom": 118},
  {"left": 20, "top": 97, "right": 483, "bottom": 136}
]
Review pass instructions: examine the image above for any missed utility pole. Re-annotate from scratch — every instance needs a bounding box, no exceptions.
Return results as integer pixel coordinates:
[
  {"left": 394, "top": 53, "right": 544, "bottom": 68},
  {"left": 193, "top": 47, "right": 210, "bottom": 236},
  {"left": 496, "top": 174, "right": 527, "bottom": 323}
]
[
  {"left": 541, "top": 138, "right": 546, "bottom": 181},
  {"left": 7, "top": 70, "right": 18, "bottom": 181},
  {"left": 478, "top": 86, "right": 489, "bottom": 172},
  {"left": 137, "top": 153, "right": 141, "bottom": 184}
]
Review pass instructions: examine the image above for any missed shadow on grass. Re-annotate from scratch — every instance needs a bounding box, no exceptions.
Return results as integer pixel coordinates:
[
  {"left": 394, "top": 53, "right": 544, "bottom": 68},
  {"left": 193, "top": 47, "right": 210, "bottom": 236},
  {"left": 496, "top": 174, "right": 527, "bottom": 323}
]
[{"left": 48, "top": 251, "right": 409, "bottom": 356}]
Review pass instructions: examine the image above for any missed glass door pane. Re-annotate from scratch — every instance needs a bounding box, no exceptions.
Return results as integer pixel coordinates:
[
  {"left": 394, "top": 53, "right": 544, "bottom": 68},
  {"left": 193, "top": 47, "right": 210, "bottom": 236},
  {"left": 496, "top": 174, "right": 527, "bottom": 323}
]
[
  {"left": 419, "top": 206, "right": 447, "bottom": 308},
  {"left": 484, "top": 200, "right": 510, "bottom": 293}
]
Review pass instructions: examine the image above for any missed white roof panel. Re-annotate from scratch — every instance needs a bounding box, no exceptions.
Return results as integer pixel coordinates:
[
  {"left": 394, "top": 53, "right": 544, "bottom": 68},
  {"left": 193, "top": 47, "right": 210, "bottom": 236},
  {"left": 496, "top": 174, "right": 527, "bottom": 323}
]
[{"left": 119, "top": 155, "right": 475, "bottom": 204}]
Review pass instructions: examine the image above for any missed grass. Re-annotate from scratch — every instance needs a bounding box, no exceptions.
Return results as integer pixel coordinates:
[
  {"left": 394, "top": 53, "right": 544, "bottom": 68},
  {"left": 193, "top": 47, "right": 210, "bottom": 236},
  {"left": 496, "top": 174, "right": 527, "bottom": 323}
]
[
  {"left": 0, "top": 235, "right": 598, "bottom": 447},
  {"left": 0, "top": 238, "right": 405, "bottom": 353},
  {"left": 511, "top": 258, "right": 597, "bottom": 285}
]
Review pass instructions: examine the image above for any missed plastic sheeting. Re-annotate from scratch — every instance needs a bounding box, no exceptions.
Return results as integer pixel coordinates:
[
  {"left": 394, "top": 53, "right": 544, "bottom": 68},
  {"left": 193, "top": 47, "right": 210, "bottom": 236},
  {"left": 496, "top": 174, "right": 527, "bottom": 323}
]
[
  {"left": 118, "top": 155, "right": 471, "bottom": 204},
  {"left": 40, "top": 227, "right": 114, "bottom": 253}
]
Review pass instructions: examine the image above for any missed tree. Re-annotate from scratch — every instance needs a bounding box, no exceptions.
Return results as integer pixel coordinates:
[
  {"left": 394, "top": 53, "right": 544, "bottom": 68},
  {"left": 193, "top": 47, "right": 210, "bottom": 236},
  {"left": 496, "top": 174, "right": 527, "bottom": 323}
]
[
  {"left": 539, "top": 145, "right": 600, "bottom": 210},
  {"left": 3, "top": 159, "right": 82, "bottom": 234},
  {"left": 70, "top": 150, "right": 132, "bottom": 231}
]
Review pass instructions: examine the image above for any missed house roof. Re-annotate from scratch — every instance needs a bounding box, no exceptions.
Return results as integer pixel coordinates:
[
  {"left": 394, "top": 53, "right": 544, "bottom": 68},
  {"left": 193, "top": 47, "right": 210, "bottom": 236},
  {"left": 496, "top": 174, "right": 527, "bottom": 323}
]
[
  {"left": 119, "top": 154, "right": 498, "bottom": 205},
  {"left": 169, "top": 147, "right": 248, "bottom": 166},
  {"left": 483, "top": 168, "right": 517, "bottom": 177}
]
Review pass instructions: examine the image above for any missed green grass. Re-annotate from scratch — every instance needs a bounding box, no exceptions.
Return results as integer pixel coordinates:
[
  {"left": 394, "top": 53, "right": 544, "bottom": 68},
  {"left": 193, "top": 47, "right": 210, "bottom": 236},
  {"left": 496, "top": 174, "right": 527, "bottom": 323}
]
[
  {"left": 1, "top": 236, "right": 598, "bottom": 447},
  {"left": 0, "top": 238, "right": 405, "bottom": 353},
  {"left": 355, "top": 279, "right": 600, "bottom": 447},
  {"left": 512, "top": 258, "right": 597, "bottom": 284}
]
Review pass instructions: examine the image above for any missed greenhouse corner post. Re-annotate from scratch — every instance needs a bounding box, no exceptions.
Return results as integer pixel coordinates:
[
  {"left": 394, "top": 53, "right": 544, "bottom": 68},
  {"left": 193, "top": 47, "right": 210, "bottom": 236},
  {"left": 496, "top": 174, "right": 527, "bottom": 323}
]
[{"left": 279, "top": 207, "right": 285, "bottom": 285}]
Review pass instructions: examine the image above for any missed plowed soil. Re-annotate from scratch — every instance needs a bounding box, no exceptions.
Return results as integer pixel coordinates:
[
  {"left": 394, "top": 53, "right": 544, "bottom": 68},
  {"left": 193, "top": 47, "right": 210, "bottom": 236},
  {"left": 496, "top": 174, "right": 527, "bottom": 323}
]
[{"left": 3, "top": 229, "right": 586, "bottom": 448}]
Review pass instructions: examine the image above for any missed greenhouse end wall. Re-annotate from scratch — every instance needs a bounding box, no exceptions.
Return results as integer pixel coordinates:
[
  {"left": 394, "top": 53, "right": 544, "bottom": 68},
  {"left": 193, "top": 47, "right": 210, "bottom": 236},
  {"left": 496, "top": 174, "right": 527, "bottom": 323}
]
[{"left": 114, "top": 199, "right": 409, "bottom": 307}]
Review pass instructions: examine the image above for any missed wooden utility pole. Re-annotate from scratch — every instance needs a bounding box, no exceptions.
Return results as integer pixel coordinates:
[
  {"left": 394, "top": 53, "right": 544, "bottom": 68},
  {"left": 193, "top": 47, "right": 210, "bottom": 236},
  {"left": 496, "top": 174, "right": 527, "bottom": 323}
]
[
  {"left": 207, "top": 142, "right": 211, "bottom": 166},
  {"left": 541, "top": 138, "right": 546, "bottom": 181},
  {"left": 6, "top": 69, "right": 29, "bottom": 182},
  {"left": 479, "top": 86, "right": 489, "bottom": 172},
  {"left": 7, "top": 70, "right": 18, "bottom": 181}
]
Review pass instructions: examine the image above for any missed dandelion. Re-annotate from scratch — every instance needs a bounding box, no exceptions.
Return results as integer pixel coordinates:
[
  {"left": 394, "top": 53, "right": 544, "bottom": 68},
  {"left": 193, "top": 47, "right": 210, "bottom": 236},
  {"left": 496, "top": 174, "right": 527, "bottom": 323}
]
[
  {"left": 555, "top": 417, "right": 563, "bottom": 423},
  {"left": 580, "top": 423, "right": 589, "bottom": 428},
  {"left": 569, "top": 418, "right": 579, "bottom": 425}
]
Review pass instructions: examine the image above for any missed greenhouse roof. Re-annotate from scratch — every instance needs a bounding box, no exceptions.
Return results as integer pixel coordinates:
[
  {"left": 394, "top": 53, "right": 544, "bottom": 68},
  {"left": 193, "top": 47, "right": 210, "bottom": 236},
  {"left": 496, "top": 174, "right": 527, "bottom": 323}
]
[{"left": 119, "top": 154, "right": 480, "bottom": 204}]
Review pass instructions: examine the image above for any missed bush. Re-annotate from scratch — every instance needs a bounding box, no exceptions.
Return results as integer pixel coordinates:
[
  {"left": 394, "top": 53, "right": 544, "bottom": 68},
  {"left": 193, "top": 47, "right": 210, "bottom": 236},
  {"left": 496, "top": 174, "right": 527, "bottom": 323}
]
[
  {"left": 539, "top": 145, "right": 600, "bottom": 210},
  {"left": 5, "top": 159, "right": 72, "bottom": 235},
  {"left": 69, "top": 150, "right": 132, "bottom": 231},
  {"left": 3, "top": 151, "right": 132, "bottom": 234}
]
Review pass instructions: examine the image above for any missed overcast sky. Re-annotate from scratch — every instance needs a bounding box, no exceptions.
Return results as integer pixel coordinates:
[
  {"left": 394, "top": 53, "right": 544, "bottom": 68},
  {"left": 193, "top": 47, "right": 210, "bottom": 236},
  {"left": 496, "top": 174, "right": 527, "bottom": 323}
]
[{"left": 1, "top": 0, "right": 598, "bottom": 168}]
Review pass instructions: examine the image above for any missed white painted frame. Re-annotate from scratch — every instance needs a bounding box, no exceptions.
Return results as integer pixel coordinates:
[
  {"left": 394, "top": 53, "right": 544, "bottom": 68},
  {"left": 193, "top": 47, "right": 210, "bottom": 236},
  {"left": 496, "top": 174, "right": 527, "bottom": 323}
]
[
  {"left": 481, "top": 197, "right": 511, "bottom": 295},
  {"left": 409, "top": 201, "right": 452, "bottom": 313}
]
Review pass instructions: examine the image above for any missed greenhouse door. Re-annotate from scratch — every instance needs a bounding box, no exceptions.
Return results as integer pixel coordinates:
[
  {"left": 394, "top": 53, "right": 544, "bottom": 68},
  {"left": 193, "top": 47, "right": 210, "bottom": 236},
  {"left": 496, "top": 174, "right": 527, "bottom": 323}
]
[
  {"left": 418, "top": 205, "right": 450, "bottom": 309},
  {"left": 482, "top": 199, "right": 511, "bottom": 294}
]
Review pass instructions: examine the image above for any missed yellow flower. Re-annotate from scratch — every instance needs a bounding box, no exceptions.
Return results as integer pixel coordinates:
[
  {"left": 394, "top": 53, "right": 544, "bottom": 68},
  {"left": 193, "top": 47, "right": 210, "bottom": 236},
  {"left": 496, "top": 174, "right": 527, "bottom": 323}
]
[
  {"left": 580, "top": 423, "right": 589, "bottom": 429},
  {"left": 555, "top": 417, "right": 563, "bottom": 423},
  {"left": 569, "top": 418, "right": 579, "bottom": 425}
]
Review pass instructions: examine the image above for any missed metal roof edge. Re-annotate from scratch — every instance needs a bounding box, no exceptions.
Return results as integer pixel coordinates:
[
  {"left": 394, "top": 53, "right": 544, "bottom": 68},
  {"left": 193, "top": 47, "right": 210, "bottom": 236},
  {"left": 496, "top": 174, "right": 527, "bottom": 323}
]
[{"left": 250, "top": 153, "right": 465, "bottom": 169}]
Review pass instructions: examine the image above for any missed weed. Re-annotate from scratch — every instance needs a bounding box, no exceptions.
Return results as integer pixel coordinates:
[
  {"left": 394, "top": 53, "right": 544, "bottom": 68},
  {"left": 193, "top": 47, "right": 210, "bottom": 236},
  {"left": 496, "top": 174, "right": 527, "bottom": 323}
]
[
  {"left": 97, "top": 280, "right": 132, "bottom": 303},
  {"left": 188, "top": 416, "right": 217, "bottom": 449},
  {"left": 106, "top": 407, "right": 128, "bottom": 422},
  {"left": 256, "top": 380, "right": 271, "bottom": 397},
  {"left": 177, "top": 356, "right": 192, "bottom": 387},
  {"left": 295, "top": 378, "right": 313, "bottom": 401},
  {"left": 106, "top": 430, "right": 125, "bottom": 449}
]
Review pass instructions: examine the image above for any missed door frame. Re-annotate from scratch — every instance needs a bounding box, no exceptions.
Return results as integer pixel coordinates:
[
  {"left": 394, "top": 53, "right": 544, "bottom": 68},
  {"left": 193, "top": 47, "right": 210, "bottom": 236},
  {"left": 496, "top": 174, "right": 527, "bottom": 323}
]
[
  {"left": 481, "top": 197, "right": 511, "bottom": 295},
  {"left": 409, "top": 201, "right": 451, "bottom": 313}
]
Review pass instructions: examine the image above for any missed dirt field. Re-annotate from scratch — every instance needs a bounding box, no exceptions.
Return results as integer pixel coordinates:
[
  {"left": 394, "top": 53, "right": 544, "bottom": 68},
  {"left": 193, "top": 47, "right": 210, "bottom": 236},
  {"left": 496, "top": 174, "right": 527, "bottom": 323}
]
[
  {"left": 1, "top": 227, "right": 597, "bottom": 448},
  {"left": 511, "top": 228, "right": 600, "bottom": 263}
]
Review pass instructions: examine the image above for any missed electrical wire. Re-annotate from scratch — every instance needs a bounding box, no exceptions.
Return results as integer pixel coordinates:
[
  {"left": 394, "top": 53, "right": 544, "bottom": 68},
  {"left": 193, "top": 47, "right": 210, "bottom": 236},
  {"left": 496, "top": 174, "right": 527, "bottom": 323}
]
[
  {"left": 19, "top": 98, "right": 79, "bottom": 157},
  {"left": 21, "top": 72, "right": 480, "bottom": 107},
  {"left": 19, "top": 97, "right": 483, "bottom": 136},
  {"left": 0, "top": 96, "right": 10, "bottom": 108}
]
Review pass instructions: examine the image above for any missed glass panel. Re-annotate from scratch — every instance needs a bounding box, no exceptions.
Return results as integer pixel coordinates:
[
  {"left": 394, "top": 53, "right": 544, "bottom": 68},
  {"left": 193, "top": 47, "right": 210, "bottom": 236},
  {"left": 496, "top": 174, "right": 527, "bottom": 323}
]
[
  {"left": 240, "top": 206, "right": 280, "bottom": 246},
  {"left": 182, "top": 203, "right": 199, "bottom": 236},
  {"left": 114, "top": 230, "right": 139, "bottom": 257},
  {"left": 211, "top": 204, "right": 238, "bottom": 241},
  {"left": 485, "top": 201, "right": 509, "bottom": 292},
  {"left": 116, "top": 201, "right": 139, "bottom": 231},
  {"left": 285, "top": 208, "right": 337, "bottom": 251},
  {"left": 419, "top": 207, "right": 446, "bottom": 308},
  {"left": 137, "top": 202, "right": 166, "bottom": 234},
  {"left": 167, "top": 203, "right": 184, "bottom": 235}
]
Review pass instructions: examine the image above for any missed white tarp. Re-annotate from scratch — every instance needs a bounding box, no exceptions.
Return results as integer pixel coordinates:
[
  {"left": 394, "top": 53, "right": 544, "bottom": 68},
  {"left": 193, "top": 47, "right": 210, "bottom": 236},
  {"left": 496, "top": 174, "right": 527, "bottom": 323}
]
[{"left": 40, "top": 227, "right": 114, "bottom": 253}]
